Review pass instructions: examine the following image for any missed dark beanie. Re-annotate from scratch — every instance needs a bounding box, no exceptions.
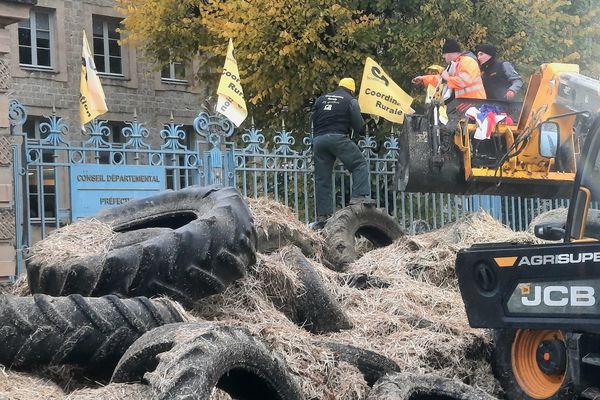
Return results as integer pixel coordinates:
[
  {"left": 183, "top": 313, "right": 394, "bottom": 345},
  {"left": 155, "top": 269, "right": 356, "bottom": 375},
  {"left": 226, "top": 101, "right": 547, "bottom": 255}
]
[
  {"left": 442, "top": 38, "right": 461, "bottom": 54},
  {"left": 476, "top": 43, "right": 497, "bottom": 58}
]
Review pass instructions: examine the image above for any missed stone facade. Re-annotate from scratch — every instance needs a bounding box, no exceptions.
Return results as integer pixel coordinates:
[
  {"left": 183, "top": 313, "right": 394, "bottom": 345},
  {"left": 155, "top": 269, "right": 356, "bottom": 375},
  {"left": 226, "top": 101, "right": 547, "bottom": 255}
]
[
  {"left": 8, "top": 0, "right": 207, "bottom": 142},
  {"left": 0, "top": 0, "right": 36, "bottom": 278}
]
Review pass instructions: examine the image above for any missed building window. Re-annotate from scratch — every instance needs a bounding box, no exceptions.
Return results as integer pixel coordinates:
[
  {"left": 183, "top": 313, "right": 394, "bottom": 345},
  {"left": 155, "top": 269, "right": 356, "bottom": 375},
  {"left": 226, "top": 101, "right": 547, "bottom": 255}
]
[
  {"left": 161, "top": 62, "right": 187, "bottom": 83},
  {"left": 92, "top": 16, "right": 122, "bottom": 75},
  {"left": 18, "top": 10, "right": 53, "bottom": 69},
  {"left": 23, "top": 117, "right": 56, "bottom": 219}
]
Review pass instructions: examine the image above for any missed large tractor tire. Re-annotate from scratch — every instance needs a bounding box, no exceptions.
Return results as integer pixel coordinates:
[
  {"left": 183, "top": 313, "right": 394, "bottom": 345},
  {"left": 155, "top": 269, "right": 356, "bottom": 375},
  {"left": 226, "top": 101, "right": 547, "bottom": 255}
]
[
  {"left": 322, "top": 204, "right": 403, "bottom": 272},
  {"left": 0, "top": 294, "right": 185, "bottom": 372},
  {"left": 493, "top": 329, "right": 575, "bottom": 400},
  {"left": 112, "top": 322, "right": 304, "bottom": 400},
  {"left": 368, "top": 372, "right": 495, "bottom": 399},
  {"left": 282, "top": 246, "right": 352, "bottom": 334},
  {"left": 26, "top": 185, "right": 257, "bottom": 307}
]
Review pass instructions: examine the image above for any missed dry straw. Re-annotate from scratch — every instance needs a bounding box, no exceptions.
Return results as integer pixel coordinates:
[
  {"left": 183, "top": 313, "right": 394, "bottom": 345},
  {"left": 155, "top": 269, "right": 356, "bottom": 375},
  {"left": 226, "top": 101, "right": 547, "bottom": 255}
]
[
  {"left": 247, "top": 196, "right": 325, "bottom": 256},
  {"left": 26, "top": 218, "right": 115, "bottom": 268},
  {"left": 3, "top": 199, "right": 540, "bottom": 399}
]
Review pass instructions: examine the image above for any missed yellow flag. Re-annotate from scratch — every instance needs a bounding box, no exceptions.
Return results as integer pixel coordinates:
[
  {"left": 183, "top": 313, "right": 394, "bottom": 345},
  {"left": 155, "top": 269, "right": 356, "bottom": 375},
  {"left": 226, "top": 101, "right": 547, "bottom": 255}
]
[
  {"left": 357, "top": 57, "right": 414, "bottom": 124},
  {"left": 216, "top": 39, "right": 247, "bottom": 127},
  {"left": 80, "top": 31, "right": 107, "bottom": 126}
]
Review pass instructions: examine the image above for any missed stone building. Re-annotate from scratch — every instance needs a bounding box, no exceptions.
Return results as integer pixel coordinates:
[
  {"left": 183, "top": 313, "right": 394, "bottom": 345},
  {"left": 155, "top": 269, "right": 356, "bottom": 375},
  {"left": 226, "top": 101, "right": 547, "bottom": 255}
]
[
  {"left": 8, "top": 0, "right": 207, "bottom": 140},
  {"left": 1, "top": 0, "right": 208, "bottom": 278},
  {"left": 1, "top": 0, "right": 37, "bottom": 278}
]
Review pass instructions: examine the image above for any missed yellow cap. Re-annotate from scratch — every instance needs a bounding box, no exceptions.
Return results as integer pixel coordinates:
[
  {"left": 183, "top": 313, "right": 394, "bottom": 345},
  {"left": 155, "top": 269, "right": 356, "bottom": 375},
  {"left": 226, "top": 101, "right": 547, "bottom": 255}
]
[
  {"left": 426, "top": 64, "right": 444, "bottom": 73},
  {"left": 339, "top": 77, "right": 356, "bottom": 92}
]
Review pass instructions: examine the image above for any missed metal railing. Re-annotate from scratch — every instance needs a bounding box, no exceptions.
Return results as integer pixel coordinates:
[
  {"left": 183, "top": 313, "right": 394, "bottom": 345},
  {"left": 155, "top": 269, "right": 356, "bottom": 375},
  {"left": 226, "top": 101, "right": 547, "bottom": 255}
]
[{"left": 7, "top": 99, "right": 578, "bottom": 278}]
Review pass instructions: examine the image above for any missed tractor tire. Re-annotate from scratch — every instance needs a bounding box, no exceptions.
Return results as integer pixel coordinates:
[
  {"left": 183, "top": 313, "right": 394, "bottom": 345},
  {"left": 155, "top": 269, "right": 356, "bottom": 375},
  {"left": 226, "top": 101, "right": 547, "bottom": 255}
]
[
  {"left": 492, "top": 329, "right": 575, "bottom": 400},
  {"left": 322, "top": 342, "right": 400, "bottom": 386},
  {"left": 112, "top": 322, "right": 304, "bottom": 400},
  {"left": 282, "top": 246, "right": 352, "bottom": 334},
  {"left": 26, "top": 185, "right": 257, "bottom": 307},
  {"left": 322, "top": 204, "right": 403, "bottom": 272},
  {"left": 257, "top": 224, "right": 318, "bottom": 258},
  {"left": 0, "top": 294, "right": 185, "bottom": 372},
  {"left": 368, "top": 372, "right": 495, "bottom": 399}
]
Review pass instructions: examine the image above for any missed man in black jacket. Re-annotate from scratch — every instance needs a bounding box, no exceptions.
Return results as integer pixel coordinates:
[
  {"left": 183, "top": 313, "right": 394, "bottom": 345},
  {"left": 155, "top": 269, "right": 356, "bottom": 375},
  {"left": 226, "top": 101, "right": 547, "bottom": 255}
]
[
  {"left": 475, "top": 43, "right": 523, "bottom": 101},
  {"left": 310, "top": 77, "right": 373, "bottom": 229}
]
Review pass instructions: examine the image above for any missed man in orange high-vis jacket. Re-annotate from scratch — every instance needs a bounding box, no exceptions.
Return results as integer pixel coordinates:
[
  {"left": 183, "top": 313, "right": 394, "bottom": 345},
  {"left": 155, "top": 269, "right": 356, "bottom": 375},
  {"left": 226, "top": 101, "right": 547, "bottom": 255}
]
[{"left": 412, "top": 38, "right": 486, "bottom": 100}]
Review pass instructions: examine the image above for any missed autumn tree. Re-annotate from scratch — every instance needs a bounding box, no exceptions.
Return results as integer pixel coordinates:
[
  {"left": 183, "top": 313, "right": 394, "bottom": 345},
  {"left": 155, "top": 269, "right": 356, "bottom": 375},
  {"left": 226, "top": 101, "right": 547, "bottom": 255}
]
[
  {"left": 117, "top": 0, "right": 378, "bottom": 130},
  {"left": 116, "top": 0, "right": 600, "bottom": 130}
]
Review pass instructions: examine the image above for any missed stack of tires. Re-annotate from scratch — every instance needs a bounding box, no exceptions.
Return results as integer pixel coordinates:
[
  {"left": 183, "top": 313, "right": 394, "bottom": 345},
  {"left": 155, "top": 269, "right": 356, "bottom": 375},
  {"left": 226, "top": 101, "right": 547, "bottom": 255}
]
[
  {"left": 3, "top": 185, "right": 310, "bottom": 399},
  {"left": 3, "top": 186, "right": 496, "bottom": 399}
]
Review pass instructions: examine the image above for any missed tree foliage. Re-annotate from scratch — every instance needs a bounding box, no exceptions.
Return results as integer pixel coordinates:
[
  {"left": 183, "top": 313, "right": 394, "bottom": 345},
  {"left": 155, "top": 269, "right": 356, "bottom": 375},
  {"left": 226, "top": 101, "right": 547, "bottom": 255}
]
[{"left": 116, "top": 0, "right": 600, "bottom": 130}]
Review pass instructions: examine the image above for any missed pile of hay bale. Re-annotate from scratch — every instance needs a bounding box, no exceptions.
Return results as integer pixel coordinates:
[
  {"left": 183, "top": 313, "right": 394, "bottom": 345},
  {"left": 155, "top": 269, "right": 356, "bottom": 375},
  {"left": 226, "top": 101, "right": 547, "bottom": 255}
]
[{"left": 0, "top": 197, "right": 541, "bottom": 399}]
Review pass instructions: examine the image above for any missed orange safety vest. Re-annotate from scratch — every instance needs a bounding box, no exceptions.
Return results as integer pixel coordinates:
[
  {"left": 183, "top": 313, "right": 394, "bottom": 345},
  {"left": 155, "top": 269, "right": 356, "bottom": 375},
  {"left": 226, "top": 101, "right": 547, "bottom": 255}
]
[{"left": 422, "top": 55, "right": 486, "bottom": 99}]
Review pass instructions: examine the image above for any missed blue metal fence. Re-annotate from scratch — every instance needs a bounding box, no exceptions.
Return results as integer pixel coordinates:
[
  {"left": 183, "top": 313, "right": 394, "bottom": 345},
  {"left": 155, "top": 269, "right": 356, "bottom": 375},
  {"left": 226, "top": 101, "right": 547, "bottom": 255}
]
[{"left": 6, "top": 99, "right": 576, "bottom": 278}]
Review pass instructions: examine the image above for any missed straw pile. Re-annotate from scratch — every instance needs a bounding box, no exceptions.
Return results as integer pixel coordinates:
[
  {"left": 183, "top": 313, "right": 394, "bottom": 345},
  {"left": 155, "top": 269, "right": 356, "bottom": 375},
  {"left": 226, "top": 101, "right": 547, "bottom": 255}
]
[
  {"left": 366, "top": 212, "right": 542, "bottom": 288},
  {"left": 26, "top": 219, "right": 115, "bottom": 268},
  {"left": 2, "top": 197, "right": 541, "bottom": 399},
  {"left": 0, "top": 369, "right": 63, "bottom": 400},
  {"left": 191, "top": 250, "right": 370, "bottom": 399},
  {"left": 247, "top": 197, "right": 325, "bottom": 257}
]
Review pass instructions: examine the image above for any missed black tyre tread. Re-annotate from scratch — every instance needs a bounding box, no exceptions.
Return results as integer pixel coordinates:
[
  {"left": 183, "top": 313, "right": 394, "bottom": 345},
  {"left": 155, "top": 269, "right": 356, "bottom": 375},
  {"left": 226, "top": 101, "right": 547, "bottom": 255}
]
[
  {"left": 368, "top": 372, "right": 495, "bottom": 399},
  {"left": 492, "top": 329, "right": 575, "bottom": 400},
  {"left": 322, "top": 204, "right": 403, "bottom": 272},
  {"left": 112, "top": 322, "right": 304, "bottom": 400},
  {"left": 257, "top": 224, "right": 318, "bottom": 257},
  {"left": 26, "top": 185, "right": 257, "bottom": 307},
  {"left": 281, "top": 247, "right": 352, "bottom": 333},
  {"left": 322, "top": 342, "right": 400, "bottom": 386},
  {"left": 0, "top": 294, "right": 185, "bottom": 370}
]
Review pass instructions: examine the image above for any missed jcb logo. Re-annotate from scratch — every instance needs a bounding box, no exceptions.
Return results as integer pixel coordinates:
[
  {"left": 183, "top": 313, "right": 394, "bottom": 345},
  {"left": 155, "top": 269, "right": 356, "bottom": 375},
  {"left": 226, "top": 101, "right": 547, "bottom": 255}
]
[{"left": 521, "top": 285, "right": 596, "bottom": 307}]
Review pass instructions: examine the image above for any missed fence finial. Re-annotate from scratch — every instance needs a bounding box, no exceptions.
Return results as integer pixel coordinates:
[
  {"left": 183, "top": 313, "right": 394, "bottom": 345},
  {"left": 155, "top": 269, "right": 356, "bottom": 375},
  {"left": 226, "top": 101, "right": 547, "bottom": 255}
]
[
  {"left": 170, "top": 110, "right": 174, "bottom": 123},
  {"left": 133, "top": 108, "right": 138, "bottom": 121}
]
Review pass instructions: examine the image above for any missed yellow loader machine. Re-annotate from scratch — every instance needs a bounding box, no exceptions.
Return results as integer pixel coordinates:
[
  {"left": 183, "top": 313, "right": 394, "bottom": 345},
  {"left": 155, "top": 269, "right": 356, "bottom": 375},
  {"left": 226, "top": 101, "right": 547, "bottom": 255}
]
[
  {"left": 396, "top": 63, "right": 600, "bottom": 198},
  {"left": 455, "top": 115, "right": 600, "bottom": 399}
]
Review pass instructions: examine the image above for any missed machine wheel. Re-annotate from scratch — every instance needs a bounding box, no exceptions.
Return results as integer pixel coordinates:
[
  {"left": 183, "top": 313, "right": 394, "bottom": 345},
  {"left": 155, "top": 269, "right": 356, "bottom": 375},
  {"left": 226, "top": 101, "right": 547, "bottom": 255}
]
[
  {"left": 112, "top": 322, "right": 303, "bottom": 400},
  {"left": 493, "top": 329, "right": 575, "bottom": 400},
  {"left": 322, "top": 204, "right": 403, "bottom": 272},
  {"left": 27, "top": 185, "right": 257, "bottom": 307},
  {"left": 0, "top": 294, "right": 185, "bottom": 372},
  {"left": 368, "top": 372, "right": 494, "bottom": 399},
  {"left": 281, "top": 246, "right": 352, "bottom": 333}
]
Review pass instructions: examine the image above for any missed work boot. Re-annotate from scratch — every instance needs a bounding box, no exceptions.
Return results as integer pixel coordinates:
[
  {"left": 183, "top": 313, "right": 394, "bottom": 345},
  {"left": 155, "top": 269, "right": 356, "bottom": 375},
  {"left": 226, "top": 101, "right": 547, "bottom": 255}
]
[
  {"left": 349, "top": 196, "right": 376, "bottom": 206},
  {"left": 309, "top": 215, "right": 330, "bottom": 231}
]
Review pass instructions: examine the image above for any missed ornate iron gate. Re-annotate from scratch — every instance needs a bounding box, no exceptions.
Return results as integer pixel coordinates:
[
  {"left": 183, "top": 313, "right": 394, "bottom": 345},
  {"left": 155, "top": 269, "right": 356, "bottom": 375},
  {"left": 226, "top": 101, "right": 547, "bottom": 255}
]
[{"left": 7, "top": 98, "right": 576, "bottom": 279}]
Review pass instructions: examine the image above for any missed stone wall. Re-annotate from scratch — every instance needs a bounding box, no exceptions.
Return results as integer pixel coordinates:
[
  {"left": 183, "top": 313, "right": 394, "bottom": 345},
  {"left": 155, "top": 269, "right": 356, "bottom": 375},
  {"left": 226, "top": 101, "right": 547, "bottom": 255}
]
[{"left": 0, "top": 0, "right": 36, "bottom": 277}]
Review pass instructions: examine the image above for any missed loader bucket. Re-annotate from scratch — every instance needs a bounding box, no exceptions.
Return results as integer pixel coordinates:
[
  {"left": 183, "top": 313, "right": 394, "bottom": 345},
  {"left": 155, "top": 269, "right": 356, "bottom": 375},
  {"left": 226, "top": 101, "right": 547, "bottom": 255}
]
[{"left": 394, "top": 100, "right": 573, "bottom": 199}]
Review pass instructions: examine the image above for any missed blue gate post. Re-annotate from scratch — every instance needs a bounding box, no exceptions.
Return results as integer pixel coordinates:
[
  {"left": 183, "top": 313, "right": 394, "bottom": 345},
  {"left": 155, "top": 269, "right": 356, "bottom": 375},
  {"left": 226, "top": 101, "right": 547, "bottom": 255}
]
[
  {"left": 8, "top": 99, "right": 28, "bottom": 279},
  {"left": 193, "top": 110, "right": 235, "bottom": 186}
]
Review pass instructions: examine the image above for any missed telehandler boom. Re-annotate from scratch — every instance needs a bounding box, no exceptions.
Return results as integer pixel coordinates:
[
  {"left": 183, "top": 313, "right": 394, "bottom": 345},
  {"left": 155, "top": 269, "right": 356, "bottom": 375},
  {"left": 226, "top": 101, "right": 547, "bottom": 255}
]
[{"left": 396, "top": 63, "right": 600, "bottom": 198}]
